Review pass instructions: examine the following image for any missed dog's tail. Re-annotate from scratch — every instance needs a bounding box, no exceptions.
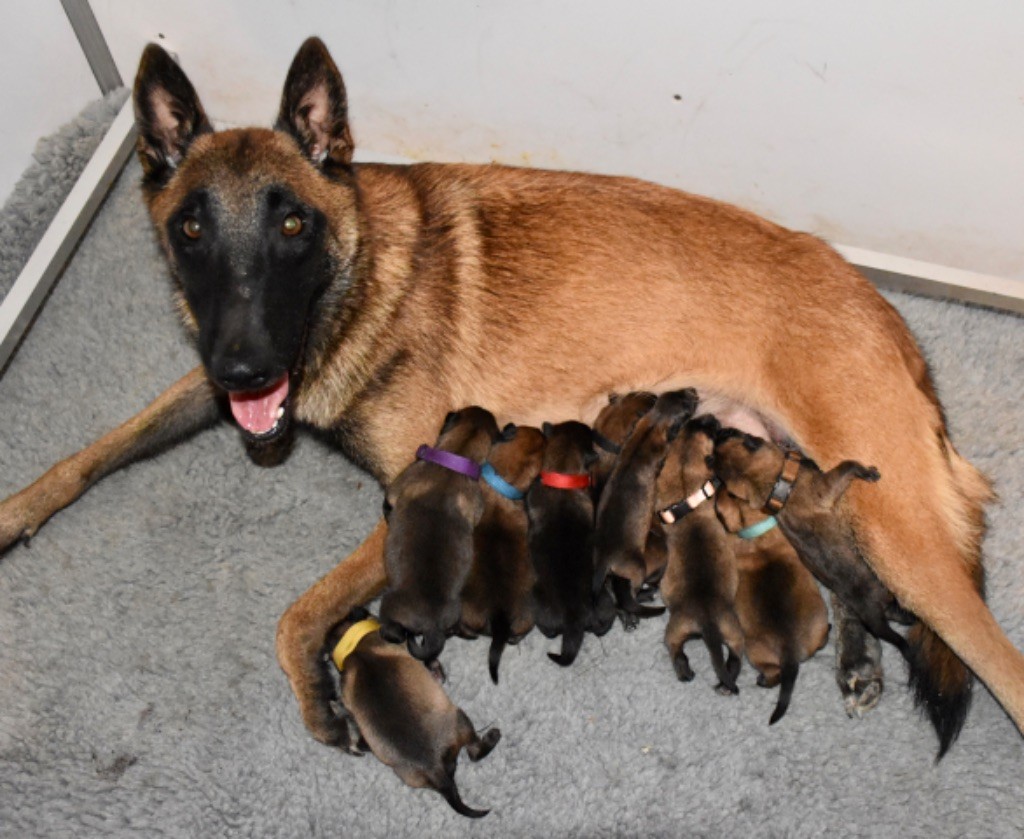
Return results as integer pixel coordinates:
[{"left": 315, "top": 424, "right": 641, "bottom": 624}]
[
  {"left": 548, "top": 625, "right": 585, "bottom": 667},
  {"left": 436, "top": 775, "right": 489, "bottom": 819},
  {"left": 407, "top": 628, "right": 446, "bottom": 663},
  {"left": 907, "top": 621, "right": 974, "bottom": 759},
  {"left": 769, "top": 658, "right": 800, "bottom": 726},
  {"left": 701, "top": 617, "right": 738, "bottom": 695},
  {"left": 488, "top": 613, "right": 511, "bottom": 685}
]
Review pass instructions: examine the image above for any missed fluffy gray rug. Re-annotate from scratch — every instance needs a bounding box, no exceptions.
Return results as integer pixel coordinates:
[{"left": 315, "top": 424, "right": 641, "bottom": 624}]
[{"left": 0, "top": 95, "right": 1022, "bottom": 839}]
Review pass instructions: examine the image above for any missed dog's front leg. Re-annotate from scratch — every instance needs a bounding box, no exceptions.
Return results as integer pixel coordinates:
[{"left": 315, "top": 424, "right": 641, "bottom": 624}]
[
  {"left": 277, "top": 518, "right": 388, "bottom": 745},
  {"left": 0, "top": 366, "right": 220, "bottom": 552},
  {"left": 831, "top": 592, "right": 884, "bottom": 717}
]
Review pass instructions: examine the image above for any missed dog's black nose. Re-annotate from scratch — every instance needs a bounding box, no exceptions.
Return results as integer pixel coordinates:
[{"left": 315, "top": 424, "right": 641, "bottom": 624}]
[{"left": 210, "top": 356, "right": 280, "bottom": 392}]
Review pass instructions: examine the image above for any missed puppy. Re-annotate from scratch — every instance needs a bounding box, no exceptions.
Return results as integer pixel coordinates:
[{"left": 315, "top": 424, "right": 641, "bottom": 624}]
[
  {"left": 712, "top": 431, "right": 909, "bottom": 660},
  {"left": 594, "top": 388, "right": 699, "bottom": 625},
  {"left": 459, "top": 424, "right": 546, "bottom": 683},
  {"left": 590, "top": 391, "right": 658, "bottom": 498},
  {"left": 527, "top": 421, "right": 614, "bottom": 666},
  {"left": 380, "top": 407, "right": 498, "bottom": 661},
  {"left": 327, "top": 609, "right": 501, "bottom": 818},
  {"left": 657, "top": 415, "right": 744, "bottom": 693},
  {"left": 715, "top": 491, "right": 830, "bottom": 723}
]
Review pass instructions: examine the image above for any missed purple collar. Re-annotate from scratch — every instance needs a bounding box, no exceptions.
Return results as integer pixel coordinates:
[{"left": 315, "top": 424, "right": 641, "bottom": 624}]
[{"left": 416, "top": 445, "right": 482, "bottom": 480}]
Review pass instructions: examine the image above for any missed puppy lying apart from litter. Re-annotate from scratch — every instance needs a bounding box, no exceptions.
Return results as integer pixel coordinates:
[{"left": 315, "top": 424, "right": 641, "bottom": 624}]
[
  {"left": 327, "top": 609, "right": 501, "bottom": 818},
  {"left": 459, "top": 424, "right": 546, "bottom": 683},
  {"left": 711, "top": 430, "right": 909, "bottom": 662},
  {"left": 527, "top": 420, "right": 615, "bottom": 666},
  {"left": 656, "top": 414, "right": 744, "bottom": 693},
  {"left": 715, "top": 489, "right": 830, "bottom": 723},
  {"left": 380, "top": 407, "right": 498, "bottom": 662},
  {"left": 594, "top": 389, "right": 699, "bottom": 626}
]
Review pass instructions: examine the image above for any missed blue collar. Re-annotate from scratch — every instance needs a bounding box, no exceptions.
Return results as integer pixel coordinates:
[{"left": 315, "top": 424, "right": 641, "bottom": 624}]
[
  {"left": 737, "top": 516, "right": 779, "bottom": 540},
  {"left": 481, "top": 462, "right": 525, "bottom": 501}
]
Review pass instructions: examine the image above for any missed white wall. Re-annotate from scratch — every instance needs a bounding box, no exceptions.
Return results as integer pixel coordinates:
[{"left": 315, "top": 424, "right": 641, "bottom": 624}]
[
  {"left": 0, "top": 3, "right": 103, "bottom": 204},
  {"left": 56, "top": 2, "right": 1024, "bottom": 283}
]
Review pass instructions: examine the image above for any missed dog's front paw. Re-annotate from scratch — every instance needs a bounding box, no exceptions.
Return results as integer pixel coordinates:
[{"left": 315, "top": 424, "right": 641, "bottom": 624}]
[
  {"left": 619, "top": 612, "right": 640, "bottom": 632},
  {"left": 0, "top": 492, "right": 43, "bottom": 554}
]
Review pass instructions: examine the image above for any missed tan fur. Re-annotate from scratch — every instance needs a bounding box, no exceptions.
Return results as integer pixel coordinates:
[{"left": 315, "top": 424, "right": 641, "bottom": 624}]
[{"left": 2, "top": 44, "right": 1021, "bottom": 748}]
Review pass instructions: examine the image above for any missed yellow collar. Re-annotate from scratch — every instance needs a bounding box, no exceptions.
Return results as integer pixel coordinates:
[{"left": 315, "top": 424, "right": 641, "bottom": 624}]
[{"left": 331, "top": 618, "right": 381, "bottom": 671}]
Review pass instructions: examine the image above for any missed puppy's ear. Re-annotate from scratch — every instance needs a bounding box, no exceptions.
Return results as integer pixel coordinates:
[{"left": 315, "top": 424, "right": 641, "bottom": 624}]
[
  {"left": 133, "top": 44, "right": 212, "bottom": 189},
  {"left": 690, "top": 414, "right": 722, "bottom": 438},
  {"left": 439, "top": 410, "right": 462, "bottom": 436},
  {"left": 275, "top": 37, "right": 354, "bottom": 170},
  {"left": 500, "top": 423, "right": 519, "bottom": 442},
  {"left": 715, "top": 492, "right": 744, "bottom": 533},
  {"left": 667, "top": 416, "right": 686, "bottom": 442},
  {"left": 607, "top": 393, "right": 621, "bottom": 405},
  {"left": 542, "top": 422, "right": 554, "bottom": 438}
]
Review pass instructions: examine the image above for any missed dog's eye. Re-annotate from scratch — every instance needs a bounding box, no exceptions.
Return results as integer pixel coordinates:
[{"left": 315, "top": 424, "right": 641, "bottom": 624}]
[
  {"left": 281, "top": 214, "right": 303, "bottom": 236},
  {"left": 182, "top": 218, "right": 202, "bottom": 239}
]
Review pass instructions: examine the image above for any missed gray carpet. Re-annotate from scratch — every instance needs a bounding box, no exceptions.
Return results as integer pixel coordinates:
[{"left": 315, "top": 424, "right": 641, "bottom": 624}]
[{"left": 0, "top": 95, "right": 1022, "bottom": 839}]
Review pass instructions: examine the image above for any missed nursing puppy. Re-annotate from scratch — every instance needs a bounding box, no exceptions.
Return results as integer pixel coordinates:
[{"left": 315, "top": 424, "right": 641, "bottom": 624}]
[
  {"left": 3, "top": 38, "right": 1016, "bottom": 754},
  {"left": 594, "top": 389, "right": 699, "bottom": 626},
  {"left": 327, "top": 609, "right": 501, "bottom": 818},
  {"left": 712, "top": 431, "right": 908, "bottom": 658},
  {"left": 459, "top": 424, "right": 545, "bottom": 683},
  {"left": 715, "top": 492, "right": 830, "bottom": 724},
  {"left": 590, "top": 391, "right": 658, "bottom": 498},
  {"left": 657, "top": 415, "right": 743, "bottom": 693},
  {"left": 527, "top": 421, "right": 612, "bottom": 666},
  {"left": 379, "top": 407, "right": 498, "bottom": 662}
]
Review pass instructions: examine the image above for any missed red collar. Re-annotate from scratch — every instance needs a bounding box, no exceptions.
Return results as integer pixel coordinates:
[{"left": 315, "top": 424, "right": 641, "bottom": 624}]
[{"left": 540, "top": 470, "right": 591, "bottom": 490}]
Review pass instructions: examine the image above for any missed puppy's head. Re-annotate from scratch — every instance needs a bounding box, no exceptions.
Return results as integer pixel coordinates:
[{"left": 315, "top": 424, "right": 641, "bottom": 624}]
[
  {"left": 486, "top": 425, "right": 546, "bottom": 491},
  {"left": 593, "top": 391, "right": 658, "bottom": 447},
  {"left": 435, "top": 406, "right": 500, "bottom": 460},
  {"left": 541, "top": 421, "right": 598, "bottom": 471},
  {"left": 711, "top": 429, "right": 784, "bottom": 507},
  {"left": 657, "top": 414, "right": 721, "bottom": 506}
]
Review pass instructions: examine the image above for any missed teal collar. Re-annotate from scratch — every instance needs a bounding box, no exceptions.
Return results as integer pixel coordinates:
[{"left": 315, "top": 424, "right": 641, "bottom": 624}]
[
  {"left": 737, "top": 516, "right": 779, "bottom": 540},
  {"left": 481, "top": 462, "right": 525, "bottom": 501}
]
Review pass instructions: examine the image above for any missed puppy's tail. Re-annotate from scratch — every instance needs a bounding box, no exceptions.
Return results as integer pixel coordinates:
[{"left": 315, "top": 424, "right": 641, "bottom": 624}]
[
  {"left": 769, "top": 659, "right": 800, "bottom": 726},
  {"left": 407, "top": 628, "right": 446, "bottom": 663},
  {"left": 548, "top": 626, "right": 585, "bottom": 667},
  {"left": 488, "top": 613, "right": 511, "bottom": 685},
  {"left": 436, "top": 776, "right": 489, "bottom": 819},
  {"left": 701, "top": 618, "right": 738, "bottom": 695}
]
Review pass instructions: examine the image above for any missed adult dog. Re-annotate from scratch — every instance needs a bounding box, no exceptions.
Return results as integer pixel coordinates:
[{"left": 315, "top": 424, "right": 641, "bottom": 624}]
[{"left": 0, "top": 37, "right": 1019, "bottom": 754}]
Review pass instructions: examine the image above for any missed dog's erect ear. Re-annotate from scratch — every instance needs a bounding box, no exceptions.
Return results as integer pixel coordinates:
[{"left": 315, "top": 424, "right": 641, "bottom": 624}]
[
  {"left": 133, "top": 44, "right": 213, "bottom": 187},
  {"left": 541, "top": 422, "right": 554, "bottom": 439},
  {"left": 275, "top": 37, "right": 354, "bottom": 169},
  {"left": 500, "top": 423, "right": 519, "bottom": 442}
]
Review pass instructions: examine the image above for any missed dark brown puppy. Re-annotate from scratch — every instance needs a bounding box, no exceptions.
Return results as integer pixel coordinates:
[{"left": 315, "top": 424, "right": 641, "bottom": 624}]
[
  {"left": 3, "top": 38, "right": 1016, "bottom": 752},
  {"left": 712, "top": 431, "right": 906, "bottom": 656},
  {"left": 590, "top": 391, "right": 658, "bottom": 498},
  {"left": 380, "top": 407, "right": 498, "bottom": 662},
  {"left": 527, "top": 421, "right": 613, "bottom": 666},
  {"left": 594, "top": 389, "right": 699, "bottom": 626},
  {"left": 459, "top": 424, "right": 545, "bottom": 683},
  {"left": 326, "top": 609, "right": 500, "bottom": 818},
  {"left": 715, "top": 492, "right": 829, "bottom": 724},
  {"left": 658, "top": 415, "right": 744, "bottom": 693}
]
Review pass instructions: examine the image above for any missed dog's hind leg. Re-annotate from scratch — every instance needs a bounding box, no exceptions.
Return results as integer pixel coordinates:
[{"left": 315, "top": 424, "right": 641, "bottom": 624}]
[
  {"left": 277, "top": 518, "right": 388, "bottom": 745},
  {"left": 0, "top": 366, "right": 219, "bottom": 553}
]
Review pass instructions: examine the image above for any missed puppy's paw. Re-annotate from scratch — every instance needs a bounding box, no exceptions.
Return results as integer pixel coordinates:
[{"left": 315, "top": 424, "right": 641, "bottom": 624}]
[
  {"left": 857, "top": 465, "right": 881, "bottom": 483},
  {"left": 715, "top": 682, "right": 739, "bottom": 697},
  {"left": 841, "top": 670, "right": 884, "bottom": 718},
  {"left": 672, "top": 655, "right": 695, "bottom": 682},
  {"left": 619, "top": 613, "right": 640, "bottom": 632}
]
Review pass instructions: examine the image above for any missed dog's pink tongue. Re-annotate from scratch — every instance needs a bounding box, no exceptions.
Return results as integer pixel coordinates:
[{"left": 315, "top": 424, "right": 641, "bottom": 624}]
[{"left": 227, "top": 375, "right": 289, "bottom": 435}]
